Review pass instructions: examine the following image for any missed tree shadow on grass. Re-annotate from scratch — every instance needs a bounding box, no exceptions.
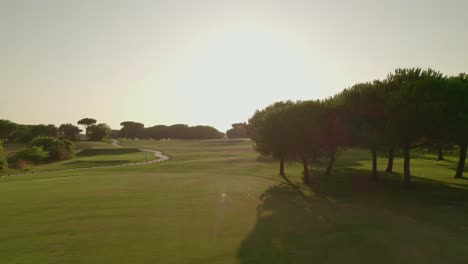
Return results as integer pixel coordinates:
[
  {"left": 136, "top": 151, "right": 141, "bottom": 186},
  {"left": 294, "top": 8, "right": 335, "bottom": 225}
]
[
  {"left": 411, "top": 153, "right": 457, "bottom": 163},
  {"left": 237, "top": 168, "right": 468, "bottom": 264},
  {"left": 203, "top": 139, "right": 249, "bottom": 145},
  {"left": 62, "top": 160, "right": 132, "bottom": 167},
  {"left": 432, "top": 162, "right": 468, "bottom": 177},
  {"left": 76, "top": 148, "right": 141, "bottom": 157}
]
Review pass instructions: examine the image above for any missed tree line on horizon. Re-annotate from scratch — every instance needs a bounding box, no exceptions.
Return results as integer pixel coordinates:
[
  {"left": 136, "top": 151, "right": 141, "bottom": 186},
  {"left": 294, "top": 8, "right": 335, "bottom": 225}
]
[
  {"left": 247, "top": 68, "right": 468, "bottom": 186},
  {"left": 115, "top": 122, "right": 225, "bottom": 140},
  {"left": 0, "top": 119, "right": 226, "bottom": 144},
  {"left": 0, "top": 118, "right": 111, "bottom": 143}
]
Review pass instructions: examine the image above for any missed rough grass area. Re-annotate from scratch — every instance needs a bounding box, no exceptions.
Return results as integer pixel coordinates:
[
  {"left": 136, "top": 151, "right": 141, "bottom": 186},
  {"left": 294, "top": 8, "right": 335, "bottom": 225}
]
[
  {"left": 0, "top": 139, "right": 467, "bottom": 263},
  {"left": 1, "top": 141, "right": 155, "bottom": 175}
]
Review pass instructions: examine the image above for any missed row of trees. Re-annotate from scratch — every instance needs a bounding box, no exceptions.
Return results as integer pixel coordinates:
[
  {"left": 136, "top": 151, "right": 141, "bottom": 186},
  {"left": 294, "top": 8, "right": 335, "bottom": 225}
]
[
  {"left": 117, "top": 122, "right": 225, "bottom": 140},
  {"left": 0, "top": 118, "right": 112, "bottom": 143},
  {"left": 248, "top": 68, "right": 468, "bottom": 186},
  {"left": 1, "top": 118, "right": 226, "bottom": 143}
]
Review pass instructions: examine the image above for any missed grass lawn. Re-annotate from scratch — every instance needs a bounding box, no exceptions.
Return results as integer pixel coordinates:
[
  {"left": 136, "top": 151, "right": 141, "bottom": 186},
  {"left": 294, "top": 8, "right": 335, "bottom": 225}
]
[{"left": 0, "top": 139, "right": 467, "bottom": 263}]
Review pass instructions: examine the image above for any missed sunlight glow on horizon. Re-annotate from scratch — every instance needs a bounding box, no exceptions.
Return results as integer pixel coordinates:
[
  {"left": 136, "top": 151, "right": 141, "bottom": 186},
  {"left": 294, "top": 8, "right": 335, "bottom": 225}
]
[{"left": 1, "top": 0, "right": 467, "bottom": 132}]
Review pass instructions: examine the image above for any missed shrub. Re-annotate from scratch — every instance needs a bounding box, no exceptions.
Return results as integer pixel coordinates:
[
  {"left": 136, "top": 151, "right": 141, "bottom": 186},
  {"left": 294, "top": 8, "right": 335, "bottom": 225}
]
[
  {"left": 30, "top": 137, "right": 75, "bottom": 161},
  {"left": 14, "top": 146, "right": 48, "bottom": 164},
  {"left": 9, "top": 146, "right": 49, "bottom": 170},
  {"left": 0, "top": 142, "right": 7, "bottom": 170}
]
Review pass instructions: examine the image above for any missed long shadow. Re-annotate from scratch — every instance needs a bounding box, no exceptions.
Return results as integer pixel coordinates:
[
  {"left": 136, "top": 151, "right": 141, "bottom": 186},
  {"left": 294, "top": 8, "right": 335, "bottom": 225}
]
[
  {"left": 432, "top": 161, "right": 468, "bottom": 175},
  {"left": 411, "top": 153, "right": 457, "bottom": 163},
  {"left": 237, "top": 166, "right": 468, "bottom": 263},
  {"left": 203, "top": 139, "right": 249, "bottom": 145},
  {"left": 63, "top": 160, "right": 132, "bottom": 167},
  {"left": 76, "top": 148, "right": 141, "bottom": 157}
]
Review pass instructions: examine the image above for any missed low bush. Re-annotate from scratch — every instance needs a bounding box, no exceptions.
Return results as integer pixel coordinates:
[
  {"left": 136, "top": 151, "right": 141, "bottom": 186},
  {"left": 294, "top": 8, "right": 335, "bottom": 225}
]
[
  {"left": 9, "top": 146, "right": 49, "bottom": 170},
  {"left": 14, "top": 146, "right": 48, "bottom": 163},
  {"left": 0, "top": 142, "right": 7, "bottom": 170},
  {"left": 30, "top": 137, "right": 74, "bottom": 161}
]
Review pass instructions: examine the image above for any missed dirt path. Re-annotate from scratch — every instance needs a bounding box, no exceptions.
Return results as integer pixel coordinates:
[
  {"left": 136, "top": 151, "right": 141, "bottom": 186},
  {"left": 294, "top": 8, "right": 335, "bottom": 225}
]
[
  {"left": 110, "top": 139, "right": 170, "bottom": 163},
  {"left": 1, "top": 140, "right": 169, "bottom": 177}
]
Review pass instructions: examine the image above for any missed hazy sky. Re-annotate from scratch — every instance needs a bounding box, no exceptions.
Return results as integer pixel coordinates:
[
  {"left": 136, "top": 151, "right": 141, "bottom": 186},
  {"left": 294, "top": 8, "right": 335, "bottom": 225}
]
[{"left": 1, "top": 0, "right": 467, "bottom": 132}]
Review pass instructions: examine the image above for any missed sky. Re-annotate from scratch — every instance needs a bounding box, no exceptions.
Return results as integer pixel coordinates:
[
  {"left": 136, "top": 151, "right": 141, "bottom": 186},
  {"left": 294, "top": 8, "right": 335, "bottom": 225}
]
[{"left": 1, "top": 0, "right": 467, "bottom": 132}]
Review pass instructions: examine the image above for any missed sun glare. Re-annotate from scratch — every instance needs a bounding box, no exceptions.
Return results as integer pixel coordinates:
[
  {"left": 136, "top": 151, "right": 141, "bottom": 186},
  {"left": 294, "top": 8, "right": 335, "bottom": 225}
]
[{"left": 175, "top": 29, "right": 320, "bottom": 101}]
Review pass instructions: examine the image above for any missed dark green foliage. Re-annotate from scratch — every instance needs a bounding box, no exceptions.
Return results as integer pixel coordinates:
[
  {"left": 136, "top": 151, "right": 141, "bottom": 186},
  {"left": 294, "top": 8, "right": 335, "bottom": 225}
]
[
  {"left": 287, "top": 101, "right": 327, "bottom": 183},
  {"left": 0, "top": 119, "right": 17, "bottom": 140},
  {"left": 58, "top": 123, "right": 82, "bottom": 141},
  {"left": 30, "top": 137, "right": 74, "bottom": 161},
  {"left": 77, "top": 118, "right": 97, "bottom": 140},
  {"left": 138, "top": 124, "right": 224, "bottom": 140},
  {"left": 8, "top": 125, "right": 33, "bottom": 143},
  {"left": 0, "top": 142, "right": 7, "bottom": 170},
  {"left": 6, "top": 123, "right": 57, "bottom": 143},
  {"left": 249, "top": 67, "right": 468, "bottom": 186},
  {"left": 109, "top": 129, "right": 120, "bottom": 139},
  {"left": 77, "top": 118, "right": 97, "bottom": 126},
  {"left": 30, "top": 124, "right": 58, "bottom": 138},
  {"left": 226, "top": 123, "right": 248, "bottom": 138},
  {"left": 119, "top": 121, "right": 145, "bottom": 139},
  {"left": 87, "top": 123, "right": 111, "bottom": 141},
  {"left": 442, "top": 74, "right": 468, "bottom": 178},
  {"left": 187, "top": 125, "right": 225, "bottom": 139},
  {"left": 386, "top": 68, "right": 446, "bottom": 185},
  {"left": 333, "top": 81, "right": 390, "bottom": 180},
  {"left": 248, "top": 101, "right": 295, "bottom": 177},
  {"left": 13, "top": 146, "right": 48, "bottom": 164}
]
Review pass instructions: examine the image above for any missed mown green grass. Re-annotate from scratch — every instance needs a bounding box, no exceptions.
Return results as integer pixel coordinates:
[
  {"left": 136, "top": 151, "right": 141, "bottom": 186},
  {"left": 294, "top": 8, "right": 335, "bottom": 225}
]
[{"left": 0, "top": 139, "right": 467, "bottom": 263}]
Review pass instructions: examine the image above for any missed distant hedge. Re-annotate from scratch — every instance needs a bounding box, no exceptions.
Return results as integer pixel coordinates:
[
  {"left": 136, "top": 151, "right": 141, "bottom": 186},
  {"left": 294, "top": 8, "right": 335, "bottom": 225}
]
[
  {"left": 0, "top": 142, "right": 7, "bottom": 170},
  {"left": 119, "top": 123, "right": 225, "bottom": 140}
]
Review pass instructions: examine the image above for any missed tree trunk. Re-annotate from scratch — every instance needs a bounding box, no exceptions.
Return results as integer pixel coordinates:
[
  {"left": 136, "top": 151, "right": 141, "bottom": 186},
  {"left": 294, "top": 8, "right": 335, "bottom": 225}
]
[
  {"left": 454, "top": 143, "right": 467, "bottom": 179},
  {"left": 403, "top": 145, "right": 411, "bottom": 186},
  {"left": 301, "top": 155, "right": 309, "bottom": 184},
  {"left": 437, "top": 145, "right": 444, "bottom": 161},
  {"left": 279, "top": 153, "right": 285, "bottom": 176},
  {"left": 325, "top": 151, "right": 335, "bottom": 176},
  {"left": 385, "top": 147, "right": 394, "bottom": 172},
  {"left": 371, "top": 147, "right": 378, "bottom": 181}
]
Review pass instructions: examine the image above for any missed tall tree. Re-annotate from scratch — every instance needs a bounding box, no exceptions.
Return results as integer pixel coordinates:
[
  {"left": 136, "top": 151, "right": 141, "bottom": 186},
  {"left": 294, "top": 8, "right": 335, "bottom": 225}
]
[
  {"left": 30, "top": 124, "right": 58, "bottom": 138},
  {"left": 333, "top": 81, "right": 388, "bottom": 180},
  {"left": 88, "top": 123, "right": 112, "bottom": 141},
  {"left": 387, "top": 68, "right": 446, "bottom": 186},
  {"left": 321, "top": 101, "right": 350, "bottom": 176},
  {"left": 58, "top": 124, "right": 82, "bottom": 141},
  {"left": 119, "top": 121, "right": 144, "bottom": 139},
  {"left": 286, "top": 100, "right": 326, "bottom": 184},
  {"left": 445, "top": 74, "right": 468, "bottom": 178},
  {"left": 248, "top": 101, "right": 294, "bottom": 177},
  {"left": 0, "top": 119, "right": 17, "bottom": 141},
  {"left": 77, "top": 118, "right": 97, "bottom": 140},
  {"left": 226, "top": 123, "right": 248, "bottom": 139}
]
